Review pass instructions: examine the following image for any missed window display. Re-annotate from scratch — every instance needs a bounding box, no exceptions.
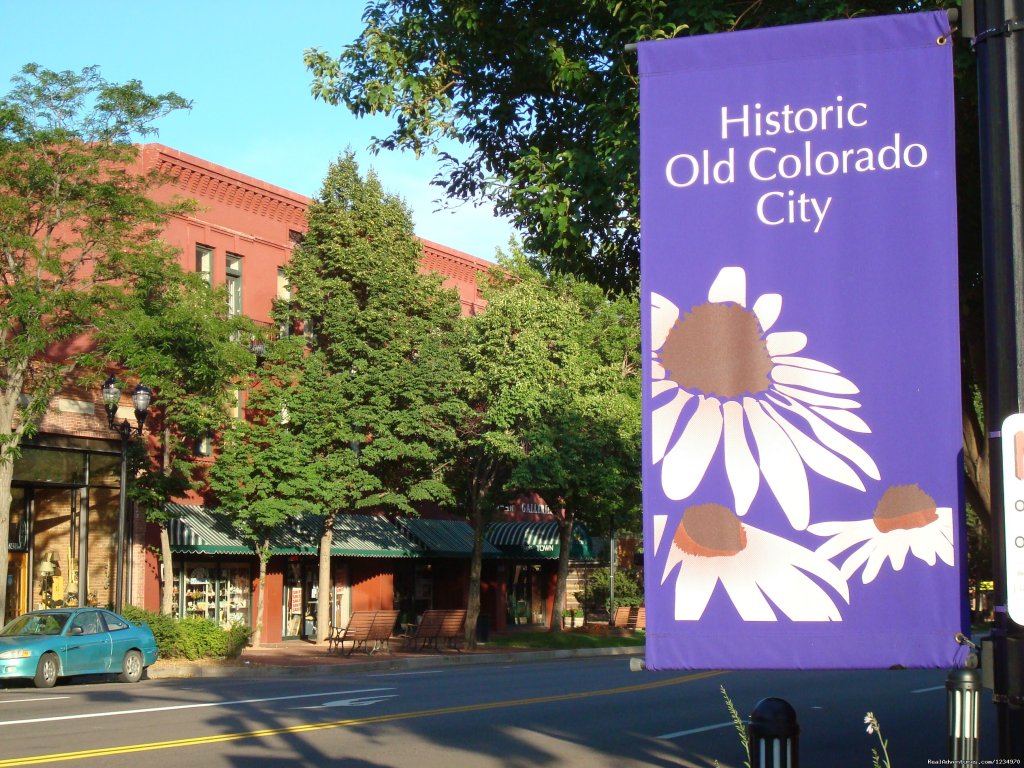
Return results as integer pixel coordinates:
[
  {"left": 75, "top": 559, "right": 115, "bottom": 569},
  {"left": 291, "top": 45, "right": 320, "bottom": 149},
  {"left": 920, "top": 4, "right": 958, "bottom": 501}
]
[{"left": 173, "top": 562, "right": 250, "bottom": 629}]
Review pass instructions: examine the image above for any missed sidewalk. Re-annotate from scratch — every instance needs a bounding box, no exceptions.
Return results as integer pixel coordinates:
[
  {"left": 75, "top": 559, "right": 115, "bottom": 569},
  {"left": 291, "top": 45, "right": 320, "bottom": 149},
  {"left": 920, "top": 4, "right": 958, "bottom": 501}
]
[{"left": 148, "top": 635, "right": 645, "bottom": 680}]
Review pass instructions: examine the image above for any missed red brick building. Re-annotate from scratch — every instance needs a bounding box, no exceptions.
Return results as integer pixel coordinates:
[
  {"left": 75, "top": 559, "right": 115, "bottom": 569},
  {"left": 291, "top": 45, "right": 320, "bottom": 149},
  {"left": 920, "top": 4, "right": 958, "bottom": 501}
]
[{"left": 7, "top": 145, "right": 582, "bottom": 642}]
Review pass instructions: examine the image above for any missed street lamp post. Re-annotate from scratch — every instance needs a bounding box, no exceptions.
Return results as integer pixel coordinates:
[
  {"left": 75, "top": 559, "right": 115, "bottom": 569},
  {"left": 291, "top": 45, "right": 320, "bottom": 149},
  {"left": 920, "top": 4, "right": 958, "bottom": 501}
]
[{"left": 101, "top": 376, "right": 151, "bottom": 613}]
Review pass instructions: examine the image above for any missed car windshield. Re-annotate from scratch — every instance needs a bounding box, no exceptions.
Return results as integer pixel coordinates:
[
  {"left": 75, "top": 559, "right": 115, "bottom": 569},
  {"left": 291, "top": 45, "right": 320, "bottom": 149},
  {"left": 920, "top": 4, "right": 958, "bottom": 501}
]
[{"left": 0, "top": 613, "right": 70, "bottom": 637}]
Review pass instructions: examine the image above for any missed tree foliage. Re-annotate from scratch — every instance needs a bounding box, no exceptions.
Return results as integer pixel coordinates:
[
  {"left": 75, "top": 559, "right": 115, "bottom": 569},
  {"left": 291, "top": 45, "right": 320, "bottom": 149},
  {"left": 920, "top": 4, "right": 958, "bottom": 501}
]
[
  {"left": 311, "top": 1, "right": 992, "bottom": 579},
  {"left": 222, "top": 152, "right": 467, "bottom": 642},
  {"left": 307, "top": 1, "right": 953, "bottom": 291},
  {"left": 0, "top": 63, "right": 191, "bottom": 614}
]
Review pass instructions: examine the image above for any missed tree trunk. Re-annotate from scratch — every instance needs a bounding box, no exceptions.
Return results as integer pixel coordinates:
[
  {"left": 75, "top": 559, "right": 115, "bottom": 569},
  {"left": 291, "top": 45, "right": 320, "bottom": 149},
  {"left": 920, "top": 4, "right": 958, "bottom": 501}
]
[
  {"left": 253, "top": 539, "right": 270, "bottom": 649},
  {"left": 316, "top": 513, "right": 334, "bottom": 645},
  {"left": 549, "top": 511, "right": 574, "bottom": 634},
  {"left": 466, "top": 504, "right": 483, "bottom": 650},
  {"left": 159, "top": 524, "right": 174, "bottom": 614},
  {"left": 0, "top": 458, "right": 14, "bottom": 618},
  {"left": 160, "top": 426, "right": 175, "bottom": 614}
]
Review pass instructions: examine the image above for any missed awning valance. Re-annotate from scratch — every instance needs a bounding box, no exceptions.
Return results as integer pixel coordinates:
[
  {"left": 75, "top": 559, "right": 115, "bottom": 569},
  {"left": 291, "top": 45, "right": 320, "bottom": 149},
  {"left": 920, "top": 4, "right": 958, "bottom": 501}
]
[
  {"left": 400, "top": 518, "right": 501, "bottom": 558},
  {"left": 485, "top": 521, "right": 593, "bottom": 560},
  {"left": 165, "top": 505, "right": 421, "bottom": 558}
]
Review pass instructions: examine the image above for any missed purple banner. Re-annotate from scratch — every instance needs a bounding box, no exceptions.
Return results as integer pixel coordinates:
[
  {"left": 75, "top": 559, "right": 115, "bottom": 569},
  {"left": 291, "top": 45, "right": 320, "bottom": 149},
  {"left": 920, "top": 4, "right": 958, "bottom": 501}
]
[{"left": 640, "top": 12, "right": 966, "bottom": 669}]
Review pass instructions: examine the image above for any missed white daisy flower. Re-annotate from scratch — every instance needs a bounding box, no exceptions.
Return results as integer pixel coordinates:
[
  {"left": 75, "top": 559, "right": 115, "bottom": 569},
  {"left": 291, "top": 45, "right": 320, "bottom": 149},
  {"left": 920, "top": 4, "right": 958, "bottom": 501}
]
[
  {"left": 808, "top": 484, "right": 955, "bottom": 584},
  {"left": 650, "top": 266, "right": 879, "bottom": 532},
  {"left": 661, "top": 503, "right": 850, "bottom": 621}
]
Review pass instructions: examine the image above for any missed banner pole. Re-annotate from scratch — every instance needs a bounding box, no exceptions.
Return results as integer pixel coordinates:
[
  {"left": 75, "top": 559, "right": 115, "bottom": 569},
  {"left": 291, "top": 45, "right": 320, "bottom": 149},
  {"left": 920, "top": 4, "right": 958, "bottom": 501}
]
[{"left": 972, "top": 0, "right": 1024, "bottom": 758}]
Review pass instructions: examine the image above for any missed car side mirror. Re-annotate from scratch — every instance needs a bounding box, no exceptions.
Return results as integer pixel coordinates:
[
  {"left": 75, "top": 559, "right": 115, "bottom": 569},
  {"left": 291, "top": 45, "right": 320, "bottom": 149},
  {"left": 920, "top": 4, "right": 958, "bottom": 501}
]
[{"left": 70, "top": 626, "right": 83, "bottom": 635}]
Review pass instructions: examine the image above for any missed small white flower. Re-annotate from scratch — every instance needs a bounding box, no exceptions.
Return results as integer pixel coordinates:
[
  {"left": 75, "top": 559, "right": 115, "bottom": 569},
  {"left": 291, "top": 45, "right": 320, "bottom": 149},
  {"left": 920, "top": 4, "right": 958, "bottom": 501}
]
[{"left": 809, "top": 485, "right": 954, "bottom": 583}]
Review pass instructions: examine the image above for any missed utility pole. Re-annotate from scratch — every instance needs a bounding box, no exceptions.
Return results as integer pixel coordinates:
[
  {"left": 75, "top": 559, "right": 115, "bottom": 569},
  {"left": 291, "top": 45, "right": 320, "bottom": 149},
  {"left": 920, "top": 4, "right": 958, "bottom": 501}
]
[{"left": 966, "top": 0, "right": 1024, "bottom": 758}]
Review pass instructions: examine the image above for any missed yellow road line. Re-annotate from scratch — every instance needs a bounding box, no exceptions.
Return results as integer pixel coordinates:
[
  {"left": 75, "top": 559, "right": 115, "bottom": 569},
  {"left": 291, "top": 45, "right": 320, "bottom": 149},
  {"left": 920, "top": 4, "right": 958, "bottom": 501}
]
[{"left": 0, "top": 670, "right": 724, "bottom": 766}]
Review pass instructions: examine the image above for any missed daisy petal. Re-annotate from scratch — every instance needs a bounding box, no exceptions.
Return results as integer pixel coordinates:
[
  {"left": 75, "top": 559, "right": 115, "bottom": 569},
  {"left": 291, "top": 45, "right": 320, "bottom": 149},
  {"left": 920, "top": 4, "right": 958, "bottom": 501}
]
[
  {"left": 757, "top": 565, "right": 843, "bottom": 621},
  {"left": 653, "top": 514, "right": 668, "bottom": 555},
  {"left": 708, "top": 266, "right": 747, "bottom": 306},
  {"left": 744, "top": 398, "right": 810, "bottom": 530},
  {"left": 651, "top": 293, "right": 680, "bottom": 350},
  {"left": 839, "top": 541, "right": 874, "bottom": 581},
  {"left": 675, "top": 561, "right": 719, "bottom": 620},
  {"left": 720, "top": 571, "right": 778, "bottom": 621},
  {"left": 810, "top": 520, "right": 875, "bottom": 560},
  {"left": 771, "top": 365, "right": 860, "bottom": 395},
  {"left": 661, "top": 396, "right": 723, "bottom": 501},
  {"left": 752, "top": 292, "right": 782, "bottom": 332},
  {"left": 653, "top": 378, "right": 675, "bottom": 396},
  {"left": 772, "top": 396, "right": 880, "bottom": 481},
  {"left": 762, "top": 402, "right": 865, "bottom": 491},
  {"left": 772, "top": 384, "right": 861, "bottom": 410},
  {"left": 652, "top": 360, "right": 667, "bottom": 381},
  {"left": 662, "top": 541, "right": 686, "bottom": 584},
  {"left": 770, "top": 356, "right": 840, "bottom": 374},
  {"left": 810, "top": 406, "right": 871, "bottom": 433},
  {"left": 910, "top": 534, "right": 938, "bottom": 566},
  {"left": 652, "top": 389, "right": 692, "bottom": 463},
  {"left": 766, "top": 331, "right": 808, "bottom": 356},
  {"left": 723, "top": 400, "right": 759, "bottom": 516}
]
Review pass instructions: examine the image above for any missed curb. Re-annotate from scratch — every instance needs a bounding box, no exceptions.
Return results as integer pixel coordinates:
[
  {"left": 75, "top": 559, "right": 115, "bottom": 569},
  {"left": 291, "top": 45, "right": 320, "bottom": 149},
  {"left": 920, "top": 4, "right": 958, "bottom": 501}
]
[{"left": 147, "top": 646, "right": 645, "bottom": 680}]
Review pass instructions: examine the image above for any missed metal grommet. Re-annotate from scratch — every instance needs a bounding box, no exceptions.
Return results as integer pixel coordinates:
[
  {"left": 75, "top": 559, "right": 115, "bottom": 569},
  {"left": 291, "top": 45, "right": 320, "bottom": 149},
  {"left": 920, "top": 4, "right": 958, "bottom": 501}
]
[{"left": 937, "top": 34, "right": 948, "bottom": 45}]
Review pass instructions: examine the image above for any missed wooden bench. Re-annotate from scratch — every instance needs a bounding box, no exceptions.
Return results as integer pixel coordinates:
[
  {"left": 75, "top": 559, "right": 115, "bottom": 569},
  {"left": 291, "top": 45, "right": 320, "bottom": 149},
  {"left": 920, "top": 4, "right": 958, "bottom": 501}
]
[
  {"left": 405, "top": 609, "right": 466, "bottom": 652},
  {"left": 327, "top": 610, "right": 399, "bottom": 656},
  {"left": 611, "top": 605, "right": 646, "bottom": 631}
]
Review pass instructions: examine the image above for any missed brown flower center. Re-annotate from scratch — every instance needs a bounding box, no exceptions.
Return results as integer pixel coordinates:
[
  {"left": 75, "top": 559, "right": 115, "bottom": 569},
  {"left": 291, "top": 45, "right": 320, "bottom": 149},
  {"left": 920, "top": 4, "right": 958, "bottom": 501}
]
[
  {"left": 872, "top": 484, "right": 938, "bottom": 533},
  {"left": 674, "top": 503, "right": 747, "bottom": 557},
  {"left": 659, "top": 302, "right": 773, "bottom": 399}
]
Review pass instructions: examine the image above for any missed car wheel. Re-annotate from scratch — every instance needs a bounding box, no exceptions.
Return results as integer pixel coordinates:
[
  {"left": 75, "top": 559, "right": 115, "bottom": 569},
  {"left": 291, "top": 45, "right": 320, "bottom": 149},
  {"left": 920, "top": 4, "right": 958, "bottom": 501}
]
[
  {"left": 34, "top": 653, "right": 59, "bottom": 689},
  {"left": 118, "top": 649, "right": 144, "bottom": 683}
]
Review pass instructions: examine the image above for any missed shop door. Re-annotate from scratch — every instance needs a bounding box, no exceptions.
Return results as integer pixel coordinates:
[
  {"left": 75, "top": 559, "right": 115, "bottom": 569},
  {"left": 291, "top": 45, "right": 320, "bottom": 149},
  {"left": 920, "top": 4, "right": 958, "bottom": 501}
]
[
  {"left": 4, "top": 552, "right": 26, "bottom": 623},
  {"left": 282, "top": 561, "right": 318, "bottom": 640}
]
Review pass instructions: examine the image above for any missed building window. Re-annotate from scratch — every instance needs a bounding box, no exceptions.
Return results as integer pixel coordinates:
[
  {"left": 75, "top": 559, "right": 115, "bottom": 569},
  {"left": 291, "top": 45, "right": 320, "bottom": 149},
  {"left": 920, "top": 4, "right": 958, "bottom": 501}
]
[
  {"left": 195, "top": 245, "right": 213, "bottom": 287},
  {"left": 226, "top": 254, "right": 242, "bottom": 316},
  {"left": 277, "top": 268, "right": 294, "bottom": 337},
  {"left": 195, "top": 433, "right": 213, "bottom": 457},
  {"left": 232, "top": 389, "right": 243, "bottom": 420}
]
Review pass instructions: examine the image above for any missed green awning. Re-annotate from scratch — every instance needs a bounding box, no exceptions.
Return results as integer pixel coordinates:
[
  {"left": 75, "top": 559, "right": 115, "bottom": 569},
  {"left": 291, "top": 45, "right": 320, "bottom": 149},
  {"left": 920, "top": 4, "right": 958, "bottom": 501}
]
[
  {"left": 166, "top": 504, "right": 251, "bottom": 555},
  {"left": 400, "top": 519, "right": 501, "bottom": 558},
  {"left": 273, "top": 513, "right": 422, "bottom": 558},
  {"left": 165, "top": 505, "right": 421, "bottom": 558},
  {"left": 485, "top": 521, "right": 594, "bottom": 560}
]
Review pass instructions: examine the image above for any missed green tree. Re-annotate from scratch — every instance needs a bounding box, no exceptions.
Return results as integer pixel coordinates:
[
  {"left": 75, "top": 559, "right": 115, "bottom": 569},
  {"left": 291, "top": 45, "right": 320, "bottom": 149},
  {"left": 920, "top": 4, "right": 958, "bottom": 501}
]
[
  {"left": 283, "top": 152, "right": 466, "bottom": 643},
  {"left": 455, "top": 256, "right": 639, "bottom": 637},
  {"left": 98, "top": 267, "right": 253, "bottom": 613},
  {"left": 207, "top": 336, "right": 307, "bottom": 645},
  {"left": 0, "top": 63, "right": 190, "bottom": 616},
  {"left": 309, "top": 1, "right": 992, "bottom": 578}
]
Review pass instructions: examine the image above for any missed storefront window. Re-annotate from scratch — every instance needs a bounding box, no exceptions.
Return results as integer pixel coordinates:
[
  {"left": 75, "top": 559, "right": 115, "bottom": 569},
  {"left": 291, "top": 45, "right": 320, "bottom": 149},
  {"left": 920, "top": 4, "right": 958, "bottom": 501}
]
[
  {"left": 13, "top": 448, "right": 85, "bottom": 484},
  {"left": 7, "top": 488, "right": 27, "bottom": 551},
  {"left": 173, "top": 562, "right": 250, "bottom": 629}
]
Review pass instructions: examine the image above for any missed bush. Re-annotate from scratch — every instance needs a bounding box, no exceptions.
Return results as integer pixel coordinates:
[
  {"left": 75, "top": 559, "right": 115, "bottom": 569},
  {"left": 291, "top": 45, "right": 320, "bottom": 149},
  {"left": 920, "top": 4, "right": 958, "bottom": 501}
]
[
  {"left": 575, "top": 567, "right": 644, "bottom": 616},
  {"left": 120, "top": 606, "right": 250, "bottom": 660}
]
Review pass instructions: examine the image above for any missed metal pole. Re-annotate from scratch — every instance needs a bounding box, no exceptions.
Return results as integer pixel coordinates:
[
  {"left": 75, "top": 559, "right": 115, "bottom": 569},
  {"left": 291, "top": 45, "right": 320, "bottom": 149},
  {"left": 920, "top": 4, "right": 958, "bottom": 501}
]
[
  {"left": 973, "top": 0, "right": 1024, "bottom": 757},
  {"left": 747, "top": 697, "right": 799, "bottom": 768},
  {"left": 948, "top": 668, "right": 983, "bottom": 760},
  {"left": 114, "top": 428, "right": 128, "bottom": 613}
]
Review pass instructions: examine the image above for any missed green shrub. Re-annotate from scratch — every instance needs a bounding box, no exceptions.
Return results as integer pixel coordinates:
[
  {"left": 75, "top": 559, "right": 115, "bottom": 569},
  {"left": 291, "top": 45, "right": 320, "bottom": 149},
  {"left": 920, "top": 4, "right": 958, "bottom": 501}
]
[
  {"left": 120, "top": 606, "right": 249, "bottom": 660},
  {"left": 575, "top": 567, "right": 644, "bottom": 615}
]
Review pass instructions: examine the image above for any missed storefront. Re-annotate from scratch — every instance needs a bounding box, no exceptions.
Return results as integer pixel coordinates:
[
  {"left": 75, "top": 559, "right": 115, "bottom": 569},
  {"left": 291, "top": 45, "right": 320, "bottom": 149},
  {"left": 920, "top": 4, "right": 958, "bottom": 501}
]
[
  {"left": 486, "top": 520, "right": 593, "bottom": 627},
  {"left": 163, "top": 505, "right": 423, "bottom": 643},
  {"left": 6, "top": 436, "right": 127, "bottom": 623}
]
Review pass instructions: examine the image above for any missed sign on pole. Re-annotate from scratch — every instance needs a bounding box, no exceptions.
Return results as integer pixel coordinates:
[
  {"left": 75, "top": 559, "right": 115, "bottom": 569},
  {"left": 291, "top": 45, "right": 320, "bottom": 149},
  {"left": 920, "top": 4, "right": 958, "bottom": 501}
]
[
  {"left": 1000, "top": 413, "right": 1024, "bottom": 626},
  {"left": 640, "top": 11, "right": 966, "bottom": 669}
]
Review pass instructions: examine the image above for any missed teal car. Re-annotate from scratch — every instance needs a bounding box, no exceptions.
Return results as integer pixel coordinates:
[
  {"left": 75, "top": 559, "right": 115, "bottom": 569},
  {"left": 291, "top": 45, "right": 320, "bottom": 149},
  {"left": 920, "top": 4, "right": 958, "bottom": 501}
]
[{"left": 0, "top": 608, "right": 158, "bottom": 688}]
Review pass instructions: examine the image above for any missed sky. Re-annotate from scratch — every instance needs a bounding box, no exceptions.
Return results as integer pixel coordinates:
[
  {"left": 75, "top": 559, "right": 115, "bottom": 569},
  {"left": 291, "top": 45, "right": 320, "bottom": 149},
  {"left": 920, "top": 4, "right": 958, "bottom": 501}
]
[{"left": 0, "top": 0, "right": 515, "bottom": 261}]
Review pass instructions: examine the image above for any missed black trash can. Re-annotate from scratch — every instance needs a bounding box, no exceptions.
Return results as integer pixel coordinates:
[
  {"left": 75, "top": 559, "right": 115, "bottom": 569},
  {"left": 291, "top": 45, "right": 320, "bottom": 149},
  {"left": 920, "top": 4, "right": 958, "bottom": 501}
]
[{"left": 476, "top": 613, "right": 490, "bottom": 642}]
